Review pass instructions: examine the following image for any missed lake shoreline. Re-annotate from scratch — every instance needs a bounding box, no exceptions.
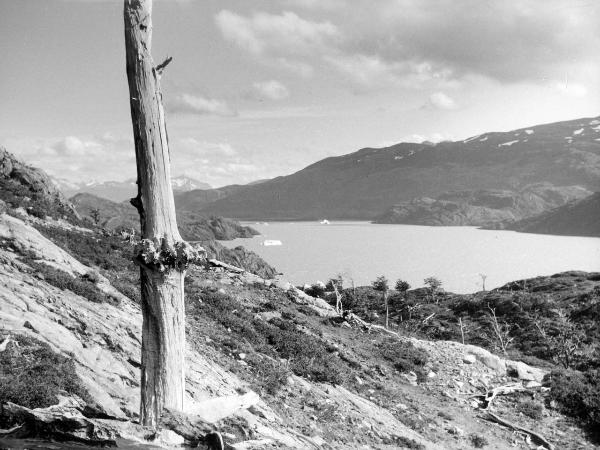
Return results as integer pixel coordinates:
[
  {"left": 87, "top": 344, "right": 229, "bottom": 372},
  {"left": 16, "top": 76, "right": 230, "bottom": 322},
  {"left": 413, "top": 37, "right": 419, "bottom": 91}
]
[{"left": 221, "top": 221, "right": 600, "bottom": 294}]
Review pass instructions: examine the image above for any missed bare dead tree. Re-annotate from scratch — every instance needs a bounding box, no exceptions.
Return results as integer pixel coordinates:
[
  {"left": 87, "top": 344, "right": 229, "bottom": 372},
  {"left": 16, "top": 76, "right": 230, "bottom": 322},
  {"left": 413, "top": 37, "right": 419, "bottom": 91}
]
[
  {"left": 332, "top": 276, "right": 344, "bottom": 314},
  {"left": 458, "top": 317, "right": 481, "bottom": 345},
  {"left": 485, "top": 305, "right": 514, "bottom": 355},
  {"left": 479, "top": 273, "right": 487, "bottom": 291},
  {"left": 372, "top": 275, "right": 390, "bottom": 328},
  {"left": 124, "top": 0, "right": 203, "bottom": 428},
  {"left": 550, "top": 309, "right": 586, "bottom": 369}
]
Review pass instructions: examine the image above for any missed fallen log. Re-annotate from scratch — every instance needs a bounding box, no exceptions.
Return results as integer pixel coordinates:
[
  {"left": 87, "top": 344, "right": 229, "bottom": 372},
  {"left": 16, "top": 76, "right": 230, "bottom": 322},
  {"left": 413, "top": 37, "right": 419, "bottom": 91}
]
[
  {"left": 481, "top": 411, "right": 554, "bottom": 450},
  {"left": 208, "top": 259, "right": 245, "bottom": 273},
  {"left": 469, "top": 383, "right": 527, "bottom": 409}
]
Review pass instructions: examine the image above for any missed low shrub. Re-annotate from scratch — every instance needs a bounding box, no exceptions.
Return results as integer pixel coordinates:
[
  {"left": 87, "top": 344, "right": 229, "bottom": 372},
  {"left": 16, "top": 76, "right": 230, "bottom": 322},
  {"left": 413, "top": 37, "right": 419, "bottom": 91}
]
[
  {"left": 469, "top": 433, "right": 488, "bottom": 448},
  {"left": 246, "top": 354, "right": 290, "bottom": 395},
  {"left": 33, "top": 225, "right": 133, "bottom": 274},
  {"left": 189, "top": 288, "right": 349, "bottom": 385},
  {"left": 391, "top": 436, "right": 425, "bottom": 449},
  {"left": 546, "top": 368, "right": 600, "bottom": 429},
  {"left": 108, "top": 276, "right": 141, "bottom": 303},
  {"left": 0, "top": 334, "right": 91, "bottom": 410},
  {"left": 304, "top": 283, "right": 326, "bottom": 299},
  {"left": 379, "top": 339, "right": 429, "bottom": 379},
  {"left": 256, "top": 318, "right": 347, "bottom": 384},
  {"left": 0, "top": 178, "right": 79, "bottom": 223},
  {"left": 517, "top": 399, "right": 544, "bottom": 419},
  {"left": 26, "top": 260, "right": 117, "bottom": 306}
]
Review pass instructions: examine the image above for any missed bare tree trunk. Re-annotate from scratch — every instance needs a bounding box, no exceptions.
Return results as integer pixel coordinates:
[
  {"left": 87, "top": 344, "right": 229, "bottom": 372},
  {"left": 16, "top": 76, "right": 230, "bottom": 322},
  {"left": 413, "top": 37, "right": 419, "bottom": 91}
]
[
  {"left": 384, "top": 292, "right": 389, "bottom": 329},
  {"left": 124, "top": 0, "right": 201, "bottom": 428},
  {"left": 332, "top": 283, "right": 343, "bottom": 314}
]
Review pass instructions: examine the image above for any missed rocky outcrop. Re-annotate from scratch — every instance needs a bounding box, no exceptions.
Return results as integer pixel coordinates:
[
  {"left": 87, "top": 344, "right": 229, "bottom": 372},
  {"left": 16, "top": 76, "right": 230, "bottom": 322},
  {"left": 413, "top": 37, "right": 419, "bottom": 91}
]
[
  {"left": 0, "top": 146, "right": 79, "bottom": 220},
  {"left": 375, "top": 184, "right": 591, "bottom": 227},
  {"left": 202, "top": 240, "right": 278, "bottom": 279}
]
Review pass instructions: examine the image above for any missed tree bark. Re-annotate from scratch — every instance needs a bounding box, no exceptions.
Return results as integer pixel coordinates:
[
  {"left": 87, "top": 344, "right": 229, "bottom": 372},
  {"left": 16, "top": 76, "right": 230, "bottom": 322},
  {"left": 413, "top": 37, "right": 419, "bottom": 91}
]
[{"left": 124, "top": 0, "right": 199, "bottom": 428}]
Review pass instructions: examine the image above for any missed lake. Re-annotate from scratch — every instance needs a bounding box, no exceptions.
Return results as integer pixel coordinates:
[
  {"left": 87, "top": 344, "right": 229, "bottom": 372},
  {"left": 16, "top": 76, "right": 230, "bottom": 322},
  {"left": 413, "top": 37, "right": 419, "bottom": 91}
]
[{"left": 220, "top": 221, "right": 600, "bottom": 294}]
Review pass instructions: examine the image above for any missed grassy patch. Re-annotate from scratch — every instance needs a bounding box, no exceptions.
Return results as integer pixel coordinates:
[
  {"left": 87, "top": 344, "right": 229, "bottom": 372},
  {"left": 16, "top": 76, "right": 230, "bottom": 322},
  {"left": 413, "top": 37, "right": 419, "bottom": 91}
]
[
  {"left": 32, "top": 225, "right": 140, "bottom": 303},
  {"left": 0, "top": 177, "right": 80, "bottom": 223},
  {"left": 0, "top": 334, "right": 91, "bottom": 410},
  {"left": 378, "top": 338, "right": 429, "bottom": 380},
  {"left": 25, "top": 259, "right": 118, "bottom": 306},
  {"left": 187, "top": 287, "right": 350, "bottom": 385}
]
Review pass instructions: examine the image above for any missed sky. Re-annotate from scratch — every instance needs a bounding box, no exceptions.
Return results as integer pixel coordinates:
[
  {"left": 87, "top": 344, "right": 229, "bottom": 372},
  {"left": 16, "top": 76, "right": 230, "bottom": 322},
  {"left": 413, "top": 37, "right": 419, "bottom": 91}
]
[{"left": 1, "top": 0, "right": 599, "bottom": 187}]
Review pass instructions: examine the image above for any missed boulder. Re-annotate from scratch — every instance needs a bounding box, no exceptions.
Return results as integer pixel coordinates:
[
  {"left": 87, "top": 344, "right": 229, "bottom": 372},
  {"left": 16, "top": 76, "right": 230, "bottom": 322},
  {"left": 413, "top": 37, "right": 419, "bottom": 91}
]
[
  {"left": 1, "top": 396, "right": 191, "bottom": 448},
  {"left": 462, "top": 354, "right": 476, "bottom": 364},
  {"left": 506, "top": 360, "right": 546, "bottom": 382},
  {"left": 464, "top": 345, "right": 506, "bottom": 374}
]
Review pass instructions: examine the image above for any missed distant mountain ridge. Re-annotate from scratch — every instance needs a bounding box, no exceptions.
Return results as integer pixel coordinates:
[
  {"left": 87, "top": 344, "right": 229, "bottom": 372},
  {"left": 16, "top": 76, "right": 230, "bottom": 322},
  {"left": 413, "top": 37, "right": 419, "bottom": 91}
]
[
  {"left": 175, "top": 115, "right": 600, "bottom": 224},
  {"left": 375, "top": 184, "right": 591, "bottom": 227},
  {"left": 507, "top": 192, "right": 600, "bottom": 237},
  {"left": 70, "top": 192, "right": 258, "bottom": 241},
  {"left": 53, "top": 175, "right": 211, "bottom": 202}
]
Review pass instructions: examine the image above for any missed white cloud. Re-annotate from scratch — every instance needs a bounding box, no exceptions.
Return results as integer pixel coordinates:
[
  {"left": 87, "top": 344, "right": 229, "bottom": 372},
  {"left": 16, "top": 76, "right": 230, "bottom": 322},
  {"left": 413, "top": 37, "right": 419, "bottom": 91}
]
[
  {"left": 5, "top": 134, "right": 136, "bottom": 183},
  {"left": 214, "top": 1, "right": 599, "bottom": 90},
  {"left": 178, "top": 138, "right": 237, "bottom": 157},
  {"left": 171, "top": 138, "right": 267, "bottom": 186},
  {"left": 426, "top": 92, "right": 458, "bottom": 110},
  {"left": 252, "top": 80, "right": 290, "bottom": 100},
  {"left": 51, "top": 136, "right": 103, "bottom": 156},
  {"left": 275, "top": 58, "right": 314, "bottom": 77},
  {"left": 338, "top": 0, "right": 600, "bottom": 84},
  {"left": 551, "top": 81, "right": 588, "bottom": 98},
  {"left": 215, "top": 10, "right": 340, "bottom": 56},
  {"left": 325, "top": 53, "right": 453, "bottom": 90},
  {"left": 168, "top": 94, "right": 236, "bottom": 117},
  {"left": 284, "top": 0, "right": 344, "bottom": 10}
]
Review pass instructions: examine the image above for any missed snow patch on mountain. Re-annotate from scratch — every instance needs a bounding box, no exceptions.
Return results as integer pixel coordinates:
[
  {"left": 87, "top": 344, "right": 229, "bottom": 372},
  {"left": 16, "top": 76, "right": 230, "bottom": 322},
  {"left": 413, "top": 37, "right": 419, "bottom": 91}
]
[{"left": 498, "top": 140, "right": 519, "bottom": 147}]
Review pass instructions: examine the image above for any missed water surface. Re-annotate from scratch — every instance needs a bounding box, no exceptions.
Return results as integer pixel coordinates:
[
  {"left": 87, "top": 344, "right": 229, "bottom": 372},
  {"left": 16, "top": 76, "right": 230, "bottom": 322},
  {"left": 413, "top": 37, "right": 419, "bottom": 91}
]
[{"left": 221, "top": 221, "right": 600, "bottom": 293}]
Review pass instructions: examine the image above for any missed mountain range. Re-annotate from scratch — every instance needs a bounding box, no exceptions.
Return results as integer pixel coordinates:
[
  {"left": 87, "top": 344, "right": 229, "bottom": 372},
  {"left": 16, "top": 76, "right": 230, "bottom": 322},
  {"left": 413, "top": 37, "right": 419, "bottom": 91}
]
[
  {"left": 53, "top": 175, "right": 212, "bottom": 202},
  {"left": 172, "top": 116, "right": 600, "bottom": 227}
]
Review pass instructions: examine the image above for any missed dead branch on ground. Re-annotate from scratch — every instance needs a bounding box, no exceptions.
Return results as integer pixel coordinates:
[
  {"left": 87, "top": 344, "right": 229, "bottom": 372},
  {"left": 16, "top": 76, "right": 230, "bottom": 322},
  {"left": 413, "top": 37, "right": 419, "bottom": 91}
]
[{"left": 481, "top": 411, "right": 554, "bottom": 450}]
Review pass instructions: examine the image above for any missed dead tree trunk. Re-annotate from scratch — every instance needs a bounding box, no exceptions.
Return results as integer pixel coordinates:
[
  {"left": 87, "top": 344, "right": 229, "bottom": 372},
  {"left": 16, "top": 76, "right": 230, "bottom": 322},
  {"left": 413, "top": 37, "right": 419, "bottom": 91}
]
[
  {"left": 124, "top": 0, "right": 202, "bottom": 428},
  {"left": 384, "top": 291, "right": 389, "bottom": 329}
]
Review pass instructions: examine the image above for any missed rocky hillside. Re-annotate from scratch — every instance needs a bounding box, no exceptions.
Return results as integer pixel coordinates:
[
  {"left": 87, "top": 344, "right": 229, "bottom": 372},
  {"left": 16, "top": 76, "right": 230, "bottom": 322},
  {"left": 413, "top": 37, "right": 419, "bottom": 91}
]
[
  {"left": 507, "top": 192, "right": 600, "bottom": 237},
  {"left": 375, "top": 184, "right": 590, "bottom": 226},
  {"left": 71, "top": 192, "right": 258, "bottom": 241},
  {"left": 0, "top": 211, "right": 598, "bottom": 449},
  {"left": 0, "top": 146, "right": 79, "bottom": 221},
  {"left": 0, "top": 147, "right": 275, "bottom": 278},
  {"left": 54, "top": 175, "right": 212, "bottom": 202},
  {"left": 176, "top": 116, "right": 600, "bottom": 222}
]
